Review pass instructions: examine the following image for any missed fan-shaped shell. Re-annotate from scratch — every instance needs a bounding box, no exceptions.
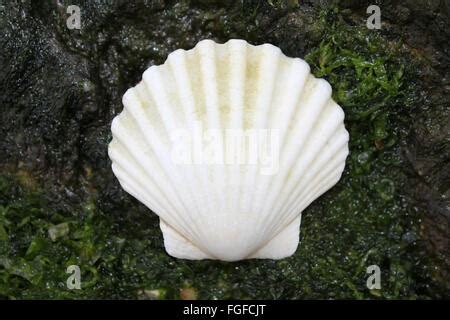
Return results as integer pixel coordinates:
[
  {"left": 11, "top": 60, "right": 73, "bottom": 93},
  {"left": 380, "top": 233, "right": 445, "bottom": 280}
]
[{"left": 108, "top": 39, "right": 349, "bottom": 261}]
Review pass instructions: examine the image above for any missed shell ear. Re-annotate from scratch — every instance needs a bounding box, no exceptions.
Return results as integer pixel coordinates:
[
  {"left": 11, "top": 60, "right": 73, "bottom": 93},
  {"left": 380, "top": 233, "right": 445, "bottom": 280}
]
[
  {"left": 250, "top": 215, "right": 301, "bottom": 259},
  {"left": 160, "top": 219, "right": 210, "bottom": 260}
]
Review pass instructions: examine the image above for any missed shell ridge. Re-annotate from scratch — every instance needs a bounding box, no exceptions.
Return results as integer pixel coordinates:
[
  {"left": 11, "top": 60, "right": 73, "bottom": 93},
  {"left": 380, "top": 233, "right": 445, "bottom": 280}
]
[
  {"left": 111, "top": 127, "right": 198, "bottom": 241},
  {"left": 280, "top": 78, "right": 333, "bottom": 167},
  {"left": 258, "top": 78, "right": 332, "bottom": 239},
  {"left": 122, "top": 91, "right": 205, "bottom": 244},
  {"left": 187, "top": 41, "right": 220, "bottom": 218},
  {"left": 110, "top": 143, "right": 197, "bottom": 241},
  {"left": 251, "top": 57, "right": 310, "bottom": 221},
  {"left": 248, "top": 51, "right": 289, "bottom": 242},
  {"left": 278, "top": 148, "right": 348, "bottom": 233},
  {"left": 272, "top": 137, "right": 349, "bottom": 235},
  {"left": 133, "top": 84, "right": 170, "bottom": 145},
  {"left": 243, "top": 47, "right": 281, "bottom": 224},
  {"left": 143, "top": 67, "right": 179, "bottom": 132},
  {"left": 111, "top": 163, "right": 168, "bottom": 217},
  {"left": 224, "top": 41, "right": 248, "bottom": 216},
  {"left": 198, "top": 40, "right": 224, "bottom": 219},
  {"left": 166, "top": 50, "right": 214, "bottom": 235},
  {"left": 273, "top": 100, "right": 345, "bottom": 217},
  {"left": 142, "top": 68, "right": 212, "bottom": 240},
  {"left": 249, "top": 59, "right": 312, "bottom": 245},
  {"left": 109, "top": 146, "right": 175, "bottom": 216},
  {"left": 279, "top": 125, "right": 349, "bottom": 218},
  {"left": 283, "top": 160, "right": 346, "bottom": 228},
  {"left": 296, "top": 149, "right": 349, "bottom": 211}
]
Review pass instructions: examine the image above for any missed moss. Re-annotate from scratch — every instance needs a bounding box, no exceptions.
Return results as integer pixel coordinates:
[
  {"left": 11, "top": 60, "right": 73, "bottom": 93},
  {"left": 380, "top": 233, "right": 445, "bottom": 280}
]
[{"left": 0, "top": 2, "right": 448, "bottom": 299}]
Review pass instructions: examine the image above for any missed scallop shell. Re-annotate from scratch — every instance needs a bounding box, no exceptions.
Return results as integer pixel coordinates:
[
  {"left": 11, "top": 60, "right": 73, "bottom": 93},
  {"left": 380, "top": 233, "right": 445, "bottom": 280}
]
[{"left": 108, "top": 39, "right": 349, "bottom": 261}]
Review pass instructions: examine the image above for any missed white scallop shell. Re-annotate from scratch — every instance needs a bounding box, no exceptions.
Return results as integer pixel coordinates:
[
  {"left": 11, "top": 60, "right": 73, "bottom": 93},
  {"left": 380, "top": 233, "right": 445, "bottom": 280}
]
[{"left": 108, "top": 39, "right": 349, "bottom": 261}]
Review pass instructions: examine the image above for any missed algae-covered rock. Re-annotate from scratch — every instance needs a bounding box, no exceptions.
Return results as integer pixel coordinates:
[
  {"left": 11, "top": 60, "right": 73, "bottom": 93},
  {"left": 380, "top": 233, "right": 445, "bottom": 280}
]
[{"left": 0, "top": 0, "right": 448, "bottom": 299}]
